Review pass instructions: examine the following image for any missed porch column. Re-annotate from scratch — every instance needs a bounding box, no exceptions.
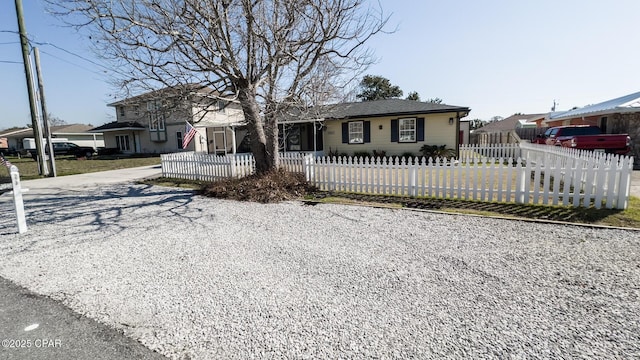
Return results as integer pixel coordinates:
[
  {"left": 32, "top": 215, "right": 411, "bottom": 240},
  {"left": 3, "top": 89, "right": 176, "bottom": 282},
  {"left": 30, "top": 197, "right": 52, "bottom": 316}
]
[
  {"left": 313, "top": 121, "right": 317, "bottom": 154},
  {"left": 231, "top": 126, "right": 237, "bottom": 154}
]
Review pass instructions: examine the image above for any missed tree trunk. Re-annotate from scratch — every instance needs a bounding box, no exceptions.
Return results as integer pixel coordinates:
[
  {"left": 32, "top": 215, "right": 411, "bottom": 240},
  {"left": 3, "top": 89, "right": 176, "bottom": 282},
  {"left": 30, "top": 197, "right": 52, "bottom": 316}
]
[{"left": 237, "top": 85, "right": 278, "bottom": 174}]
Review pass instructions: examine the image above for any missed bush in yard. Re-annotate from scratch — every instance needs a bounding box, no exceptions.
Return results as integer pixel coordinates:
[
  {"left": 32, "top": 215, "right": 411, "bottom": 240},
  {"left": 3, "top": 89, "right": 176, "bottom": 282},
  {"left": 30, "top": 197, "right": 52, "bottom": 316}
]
[
  {"left": 420, "top": 145, "right": 456, "bottom": 159},
  {"left": 353, "top": 151, "right": 371, "bottom": 159},
  {"left": 373, "top": 150, "right": 386, "bottom": 158},
  {"left": 400, "top": 152, "right": 415, "bottom": 161},
  {"left": 197, "top": 168, "right": 317, "bottom": 203}
]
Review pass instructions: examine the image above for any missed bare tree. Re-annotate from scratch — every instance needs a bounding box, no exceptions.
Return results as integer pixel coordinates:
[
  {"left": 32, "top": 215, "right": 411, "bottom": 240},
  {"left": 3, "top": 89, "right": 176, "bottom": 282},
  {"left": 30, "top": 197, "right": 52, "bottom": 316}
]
[
  {"left": 47, "top": 113, "right": 67, "bottom": 127},
  {"left": 47, "top": 0, "right": 389, "bottom": 173}
]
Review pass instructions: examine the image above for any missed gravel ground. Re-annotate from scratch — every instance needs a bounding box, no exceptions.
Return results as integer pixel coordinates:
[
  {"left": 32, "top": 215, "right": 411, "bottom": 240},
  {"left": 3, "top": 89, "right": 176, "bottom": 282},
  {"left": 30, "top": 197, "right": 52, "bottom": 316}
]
[{"left": 1, "top": 184, "right": 639, "bottom": 359}]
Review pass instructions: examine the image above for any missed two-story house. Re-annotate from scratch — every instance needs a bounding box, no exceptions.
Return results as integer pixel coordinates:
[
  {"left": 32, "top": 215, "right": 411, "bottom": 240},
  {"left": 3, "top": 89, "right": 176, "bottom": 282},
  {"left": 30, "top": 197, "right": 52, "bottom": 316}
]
[{"left": 91, "top": 85, "right": 245, "bottom": 154}]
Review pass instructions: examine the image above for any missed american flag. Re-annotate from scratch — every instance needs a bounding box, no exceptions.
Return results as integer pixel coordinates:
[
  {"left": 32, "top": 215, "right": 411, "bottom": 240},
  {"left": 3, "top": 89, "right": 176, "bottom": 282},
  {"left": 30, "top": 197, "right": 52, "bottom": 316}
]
[
  {"left": 182, "top": 121, "right": 198, "bottom": 149},
  {"left": 0, "top": 155, "right": 12, "bottom": 169}
]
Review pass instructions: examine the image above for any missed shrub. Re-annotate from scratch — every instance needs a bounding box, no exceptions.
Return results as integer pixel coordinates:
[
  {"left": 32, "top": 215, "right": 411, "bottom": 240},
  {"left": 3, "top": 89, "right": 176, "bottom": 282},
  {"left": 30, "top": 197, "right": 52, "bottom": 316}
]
[
  {"left": 420, "top": 145, "right": 456, "bottom": 159},
  {"left": 353, "top": 151, "right": 371, "bottom": 159},
  {"left": 373, "top": 150, "right": 386, "bottom": 158},
  {"left": 327, "top": 147, "right": 340, "bottom": 157},
  {"left": 400, "top": 152, "right": 415, "bottom": 160},
  {"left": 197, "top": 168, "right": 317, "bottom": 203}
]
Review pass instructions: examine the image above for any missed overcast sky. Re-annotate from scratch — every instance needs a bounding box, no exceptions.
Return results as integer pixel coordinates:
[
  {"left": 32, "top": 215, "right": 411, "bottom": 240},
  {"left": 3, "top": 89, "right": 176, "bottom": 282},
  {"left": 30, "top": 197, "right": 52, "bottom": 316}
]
[{"left": 1, "top": 0, "right": 639, "bottom": 130}]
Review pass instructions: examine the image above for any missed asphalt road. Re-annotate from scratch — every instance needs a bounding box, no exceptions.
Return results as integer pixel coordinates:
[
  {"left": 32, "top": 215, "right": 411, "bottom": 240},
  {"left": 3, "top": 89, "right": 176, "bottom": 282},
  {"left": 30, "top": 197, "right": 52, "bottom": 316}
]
[{"left": 0, "top": 277, "right": 167, "bottom": 360}]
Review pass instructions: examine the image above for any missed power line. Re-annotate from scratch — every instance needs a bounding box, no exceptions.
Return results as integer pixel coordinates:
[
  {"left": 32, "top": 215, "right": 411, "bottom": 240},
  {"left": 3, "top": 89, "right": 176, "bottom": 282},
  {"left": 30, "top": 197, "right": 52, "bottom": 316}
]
[
  {"left": 0, "top": 60, "right": 22, "bottom": 64},
  {"left": 3, "top": 29, "right": 131, "bottom": 79},
  {"left": 32, "top": 41, "right": 132, "bottom": 79},
  {"left": 33, "top": 41, "right": 111, "bottom": 71},
  {"left": 40, "top": 49, "right": 106, "bottom": 76}
]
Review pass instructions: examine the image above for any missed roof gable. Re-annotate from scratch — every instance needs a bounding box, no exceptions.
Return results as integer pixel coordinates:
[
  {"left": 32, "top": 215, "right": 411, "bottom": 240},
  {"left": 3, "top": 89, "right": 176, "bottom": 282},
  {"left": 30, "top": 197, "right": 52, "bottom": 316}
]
[{"left": 108, "top": 84, "right": 220, "bottom": 107}]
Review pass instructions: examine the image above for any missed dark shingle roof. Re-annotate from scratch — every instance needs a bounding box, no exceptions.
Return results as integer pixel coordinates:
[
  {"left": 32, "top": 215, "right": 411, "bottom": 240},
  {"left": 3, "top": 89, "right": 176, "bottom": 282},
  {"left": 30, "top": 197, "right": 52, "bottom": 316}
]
[
  {"left": 320, "top": 99, "right": 469, "bottom": 119},
  {"left": 90, "top": 121, "right": 146, "bottom": 132}
]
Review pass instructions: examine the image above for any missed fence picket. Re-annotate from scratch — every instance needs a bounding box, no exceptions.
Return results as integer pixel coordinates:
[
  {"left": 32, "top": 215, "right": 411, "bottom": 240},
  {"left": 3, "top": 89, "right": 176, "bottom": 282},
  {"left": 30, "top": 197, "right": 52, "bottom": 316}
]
[{"left": 160, "top": 143, "right": 632, "bottom": 209}]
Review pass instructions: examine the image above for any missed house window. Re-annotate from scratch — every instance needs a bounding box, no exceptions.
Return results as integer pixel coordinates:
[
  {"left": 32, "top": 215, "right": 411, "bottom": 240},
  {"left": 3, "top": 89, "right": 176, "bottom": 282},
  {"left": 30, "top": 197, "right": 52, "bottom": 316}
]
[
  {"left": 149, "top": 113, "right": 165, "bottom": 131},
  {"left": 399, "top": 118, "right": 416, "bottom": 142},
  {"left": 147, "top": 100, "right": 167, "bottom": 142},
  {"left": 349, "top": 121, "right": 364, "bottom": 144},
  {"left": 176, "top": 131, "right": 183, "bottom": 149},
  {"left": 119, "top": 106, "right": 125, "bottom": 117},
  {"left": 115, "top": 135, "right": 131, "bottom": 152},
  {"left": 216, "top": 100, "right": 226, "bottom": 112},
  {"left": 134, "top": 105, "right": 140, "bottom": 116}
]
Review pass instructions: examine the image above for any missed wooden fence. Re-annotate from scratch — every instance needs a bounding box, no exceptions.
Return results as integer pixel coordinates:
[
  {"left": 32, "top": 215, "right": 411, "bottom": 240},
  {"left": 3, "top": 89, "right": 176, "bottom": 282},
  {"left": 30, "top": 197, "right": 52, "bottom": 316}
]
[{"left": 160, "top": 144, "right": 634, "bottom": 209}]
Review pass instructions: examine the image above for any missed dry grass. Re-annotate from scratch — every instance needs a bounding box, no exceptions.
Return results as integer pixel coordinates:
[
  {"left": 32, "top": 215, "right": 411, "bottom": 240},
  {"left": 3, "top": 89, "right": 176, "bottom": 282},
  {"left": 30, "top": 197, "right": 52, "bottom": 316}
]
[{"left": 3, "top": 155, "right": 161, "bottom": 180}]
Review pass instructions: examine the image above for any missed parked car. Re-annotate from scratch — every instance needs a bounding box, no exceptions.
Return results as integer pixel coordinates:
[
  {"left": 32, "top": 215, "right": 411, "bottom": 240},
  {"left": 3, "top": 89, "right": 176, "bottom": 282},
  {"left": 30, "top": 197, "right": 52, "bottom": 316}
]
[
  {"left": 28, "top": 141, "right": 97, "bottom": 159},
  {"left": 533, "top": 125, "right": 631, "bottom": 155}
]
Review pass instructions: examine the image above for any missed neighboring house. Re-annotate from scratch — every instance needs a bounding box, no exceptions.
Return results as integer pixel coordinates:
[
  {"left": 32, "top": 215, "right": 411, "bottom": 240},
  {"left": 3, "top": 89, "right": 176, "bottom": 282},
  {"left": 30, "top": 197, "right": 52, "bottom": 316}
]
[
  {"left": 475, "top": 113, "right": 546, "bottom": 133},
  {"left": 473, "top": 113, "right": 546, "bottom": 144},
  {"left": 0, "top": 124, "right": 104, "bottom": 153},
  {"left": 279, "top": 99, "right": 470, "bottom": 157},
  {"left": 543, "top": 91, "right": 640, "bottom": 166},
  {"left": 459, "top": 119, "right": 471, "bottom": 144},
  {"left": 92, "top": 85, "right": 245, "bottom": 154}
]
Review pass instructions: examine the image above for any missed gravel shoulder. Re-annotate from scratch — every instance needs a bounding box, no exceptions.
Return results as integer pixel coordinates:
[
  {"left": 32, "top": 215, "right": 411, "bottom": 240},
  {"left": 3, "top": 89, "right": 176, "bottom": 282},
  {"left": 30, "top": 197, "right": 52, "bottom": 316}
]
[{"left": 1, "top": 184, "right": 639, "bottom": 359}]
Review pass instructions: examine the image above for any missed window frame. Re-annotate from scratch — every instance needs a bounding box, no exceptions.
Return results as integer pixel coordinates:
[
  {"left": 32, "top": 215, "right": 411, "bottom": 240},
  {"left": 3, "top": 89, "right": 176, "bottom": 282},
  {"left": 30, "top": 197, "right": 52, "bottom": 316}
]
[
  {"left": 176, "top": 131, "right": 183, "bottom": 149},
  {"left": 398, "top": 118, "right": 416, "bottom": 143},
  {"left": 348, "top": 121, "right": 364, "bottom": 144},
  {"left": 147, "top": 100, "right": 167, "bottom": 141},
  {"left": 115, "top": 135, "right": 131, "bottom": 152}
]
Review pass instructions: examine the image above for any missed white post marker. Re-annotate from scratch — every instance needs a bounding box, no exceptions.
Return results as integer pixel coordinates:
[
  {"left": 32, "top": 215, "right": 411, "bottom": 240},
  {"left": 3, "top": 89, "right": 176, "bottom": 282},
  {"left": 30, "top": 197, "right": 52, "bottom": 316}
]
[{"left": 10, "top": 165, "right": 27, "bottom": 234}]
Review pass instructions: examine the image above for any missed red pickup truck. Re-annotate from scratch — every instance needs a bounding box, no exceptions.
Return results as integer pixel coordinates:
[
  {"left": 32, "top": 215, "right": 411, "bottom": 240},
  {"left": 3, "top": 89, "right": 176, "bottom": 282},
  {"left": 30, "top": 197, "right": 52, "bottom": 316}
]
[{"left": 533, "top": 125, "right": 631, "bottom": 155}]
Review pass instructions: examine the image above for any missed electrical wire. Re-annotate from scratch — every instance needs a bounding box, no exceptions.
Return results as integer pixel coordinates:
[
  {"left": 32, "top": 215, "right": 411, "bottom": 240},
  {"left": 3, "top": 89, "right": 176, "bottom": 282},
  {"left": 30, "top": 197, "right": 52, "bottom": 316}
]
[{"left": 40, "top": 49, "right": 105, "bottom": 76}]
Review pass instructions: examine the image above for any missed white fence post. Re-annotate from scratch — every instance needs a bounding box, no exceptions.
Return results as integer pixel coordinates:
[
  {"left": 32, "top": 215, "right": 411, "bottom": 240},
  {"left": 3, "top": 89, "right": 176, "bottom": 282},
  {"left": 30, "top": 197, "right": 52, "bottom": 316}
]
[{"left": 10, "top": 165, "right": 27, "bottom": 234}]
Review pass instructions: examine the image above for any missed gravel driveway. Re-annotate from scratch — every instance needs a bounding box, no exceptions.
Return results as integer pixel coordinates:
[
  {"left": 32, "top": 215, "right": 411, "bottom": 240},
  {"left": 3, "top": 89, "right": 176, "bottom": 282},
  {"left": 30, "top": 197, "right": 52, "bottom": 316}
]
[{"left": 1, "top": 184, "right": 639, "bottom": 359}]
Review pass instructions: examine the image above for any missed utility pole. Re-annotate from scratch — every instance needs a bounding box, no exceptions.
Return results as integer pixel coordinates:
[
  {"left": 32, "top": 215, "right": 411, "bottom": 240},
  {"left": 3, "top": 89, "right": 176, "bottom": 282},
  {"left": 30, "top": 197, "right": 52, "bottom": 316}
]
[
  {"left": 15, "top": 0, "right": 47, "bottom": 175},
  {"left": 34, "top": 47, "right": 56, "bottom": 177}
]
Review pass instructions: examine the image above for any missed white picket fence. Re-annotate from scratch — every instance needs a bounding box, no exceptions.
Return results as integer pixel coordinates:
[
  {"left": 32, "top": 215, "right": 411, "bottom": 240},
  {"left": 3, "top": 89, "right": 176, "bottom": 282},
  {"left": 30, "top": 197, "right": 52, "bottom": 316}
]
[
  {"left": 306, "top": 154, "right": 633, "bottom": 209},
  {"left": 459, "top": 143, "right": 521, "bottom": 162},
  {"left": 161, "top": 152, "right": 306, "bottom": 181},
  {"left": 161, "top": 144, "right": 634, "bottom": 209}
]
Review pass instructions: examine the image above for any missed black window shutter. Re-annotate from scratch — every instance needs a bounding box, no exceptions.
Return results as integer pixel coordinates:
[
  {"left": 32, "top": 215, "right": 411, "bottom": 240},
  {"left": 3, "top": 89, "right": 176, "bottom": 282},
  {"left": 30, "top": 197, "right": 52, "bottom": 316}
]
[
  {"left": 391, "top": 119, "right": 399, "bottom": 142},
  {"left": 342, "top": 122, "right": 348, "bottom": 143},
  {"left": 364, "top": 121, "right": 371, "bottom": 143},
  {"left": 417, "top": 118, "right": 425, "bottom": 141}
]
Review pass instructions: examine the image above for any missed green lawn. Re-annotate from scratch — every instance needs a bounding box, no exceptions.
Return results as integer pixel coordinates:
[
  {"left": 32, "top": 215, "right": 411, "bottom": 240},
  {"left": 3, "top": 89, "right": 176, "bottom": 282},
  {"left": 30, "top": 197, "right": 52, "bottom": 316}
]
[{"left": 2, "top": 155, "right": 161, "bottom": 180}]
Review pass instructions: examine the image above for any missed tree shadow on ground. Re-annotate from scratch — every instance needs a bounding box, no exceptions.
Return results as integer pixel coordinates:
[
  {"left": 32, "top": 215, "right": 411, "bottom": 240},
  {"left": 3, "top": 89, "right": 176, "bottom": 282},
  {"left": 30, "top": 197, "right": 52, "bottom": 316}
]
[{"left": 0, "top": 184, "right": 199, "bottom": 254}]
